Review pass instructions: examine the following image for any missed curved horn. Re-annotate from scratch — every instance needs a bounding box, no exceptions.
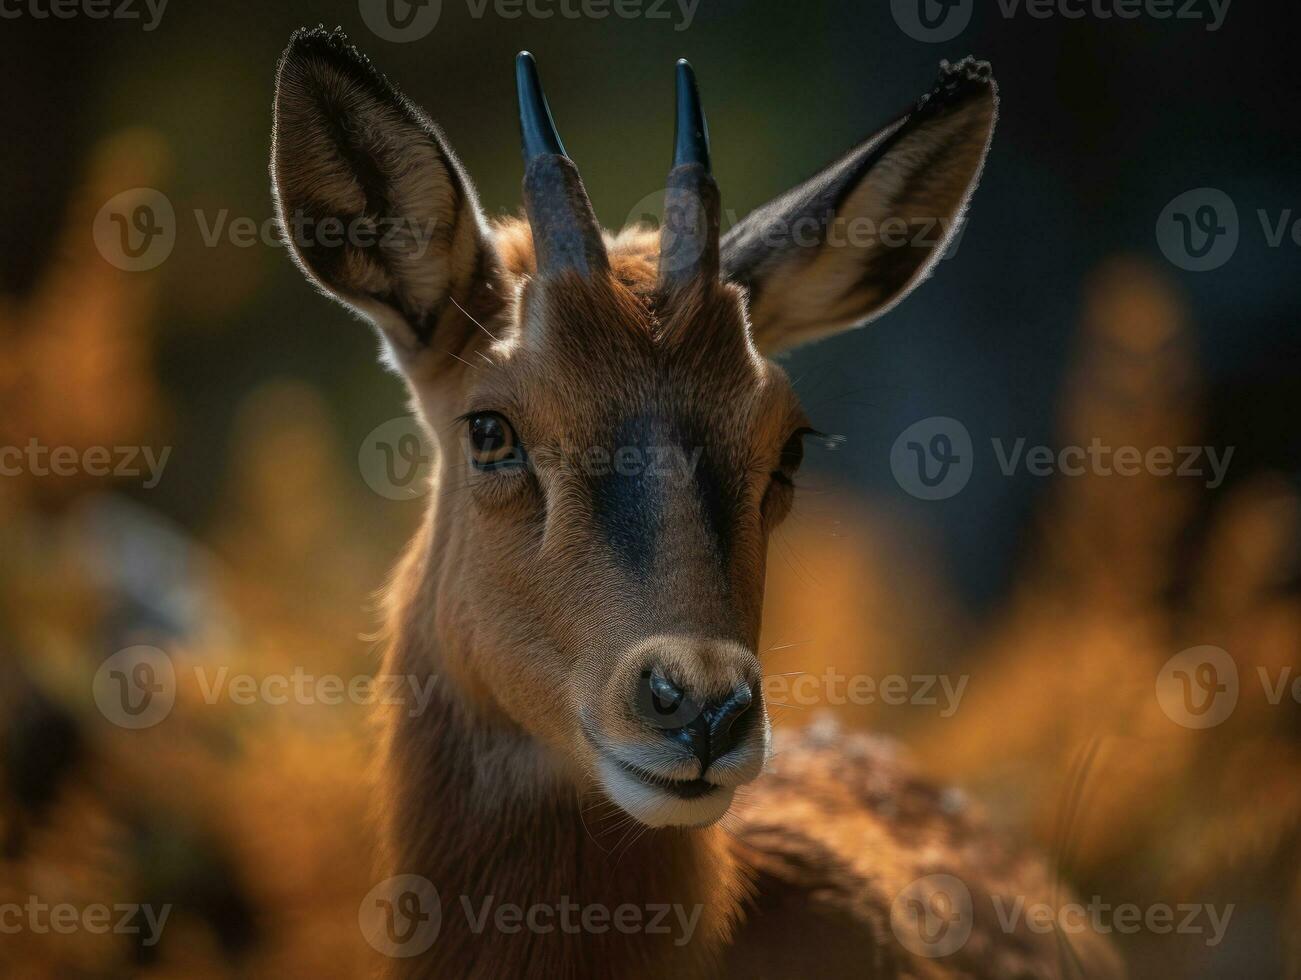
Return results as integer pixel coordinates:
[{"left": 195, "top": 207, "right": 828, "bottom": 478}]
[
  {"left": 516, "top": 52, "right": 607, "bottom": 277},
  {"left": 659, "top": 59, "right": 721, "bottom": 288}
]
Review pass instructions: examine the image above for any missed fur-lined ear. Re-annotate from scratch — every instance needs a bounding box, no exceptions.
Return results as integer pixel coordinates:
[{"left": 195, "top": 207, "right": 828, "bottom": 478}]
[
  {"left": 271, "top": 26, "right": 498, "bottom": 364},
  {"left": 721, "top": 58, "right": 998, "bottom": 355}
]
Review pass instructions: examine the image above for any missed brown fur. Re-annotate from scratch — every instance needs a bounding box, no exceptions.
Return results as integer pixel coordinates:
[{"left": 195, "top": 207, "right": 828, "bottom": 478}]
[
  {"left": 364, "top": 225, "right": 1120, "bottom": 978},
  {"left": 271, "top": 28, "right": 1123, "bottom": 978}
]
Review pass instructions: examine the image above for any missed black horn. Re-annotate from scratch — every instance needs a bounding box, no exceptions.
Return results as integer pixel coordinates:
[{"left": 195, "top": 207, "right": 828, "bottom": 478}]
[
  {"left": 516, "top": 51, "right": 608, "bottom": 277},
  {"left": 659, "top": 59, "right": 721, "bottom": 287},
  {"left": 672, "top": 58, "right": 711, "bottom": 171}
]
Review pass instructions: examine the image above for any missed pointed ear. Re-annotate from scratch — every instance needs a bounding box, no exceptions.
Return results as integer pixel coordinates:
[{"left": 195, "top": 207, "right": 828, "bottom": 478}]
[
  {"left": 721, "top": 58, "right": 997, "bottom": 355},
  {"left": 271, "top": 27, "right": 499, "bottom": 367}
]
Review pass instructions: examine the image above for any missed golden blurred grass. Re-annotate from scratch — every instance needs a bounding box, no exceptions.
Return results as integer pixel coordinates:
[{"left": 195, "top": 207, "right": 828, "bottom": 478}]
[{"left": 0, "top": 136, "right": 1296, "bottom": 977}]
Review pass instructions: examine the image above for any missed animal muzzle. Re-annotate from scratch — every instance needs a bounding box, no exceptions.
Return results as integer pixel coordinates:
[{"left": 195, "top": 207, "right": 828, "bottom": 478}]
[
  {"left": 633, "top": 668, "right": 757, "bottom": 773},
  {"left": 584, "top": 635, "right": 769, "bottom": 827}
]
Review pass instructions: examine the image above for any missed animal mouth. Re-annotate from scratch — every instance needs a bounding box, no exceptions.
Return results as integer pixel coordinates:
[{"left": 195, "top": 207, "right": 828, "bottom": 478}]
[
  {"left": 584, "top": 736, "right": 743, "bottom": 828},
  {"left": 579, "top": 713, "right": 752, "bottom": 827},
  {"left": 613, "top": 759, "right": 721, "bottom": 800}
]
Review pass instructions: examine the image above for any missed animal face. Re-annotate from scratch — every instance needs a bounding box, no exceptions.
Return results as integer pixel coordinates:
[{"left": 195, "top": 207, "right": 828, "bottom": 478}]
[
  {"left": 438, "top": 259, "right": 805, "bottom": 826},
  {"left": 270, "top": 27, "right": 996, "bottom": 827}
]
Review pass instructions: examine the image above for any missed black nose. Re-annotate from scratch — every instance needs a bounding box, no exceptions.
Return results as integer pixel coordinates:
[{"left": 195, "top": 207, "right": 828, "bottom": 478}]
[{"left": 635, "top": 670, "right": 757, "bottom": 773}]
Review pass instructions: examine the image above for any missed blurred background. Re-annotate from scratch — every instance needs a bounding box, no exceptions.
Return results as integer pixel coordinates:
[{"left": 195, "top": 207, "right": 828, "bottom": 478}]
[{"left": 1, "top": 0, "right": 1298, "bottom": 976}]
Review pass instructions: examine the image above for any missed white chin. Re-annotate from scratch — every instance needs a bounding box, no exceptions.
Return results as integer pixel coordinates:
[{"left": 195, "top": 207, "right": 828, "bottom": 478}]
[{"left": 595, "top": 756, "right": 737, "bottom": 828}]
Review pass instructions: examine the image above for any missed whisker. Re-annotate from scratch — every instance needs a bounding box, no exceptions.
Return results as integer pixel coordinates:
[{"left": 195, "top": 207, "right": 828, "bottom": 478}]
[
  {"left": 762, "top": 640, "right": 811, "bottom": 656},
  {"left": 445, "top": 349, "right": 479, "bottom": 370},
  {"left": 449, "top": 293, "right": 500, "bottom": 344}
]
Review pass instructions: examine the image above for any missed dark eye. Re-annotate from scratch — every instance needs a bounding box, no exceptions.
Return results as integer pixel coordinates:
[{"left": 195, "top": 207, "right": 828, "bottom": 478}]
[
  {"left": 772, "top": 429, "right": 811, "bottom": 486},
  {"left": 467, "top": 412, "right": 524, "bottom": 471}
]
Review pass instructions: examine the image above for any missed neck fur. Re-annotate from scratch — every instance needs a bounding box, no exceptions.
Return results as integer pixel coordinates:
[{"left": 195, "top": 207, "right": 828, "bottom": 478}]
[{"left": 374, "top": 521, "right": 749, "bottom": 979}]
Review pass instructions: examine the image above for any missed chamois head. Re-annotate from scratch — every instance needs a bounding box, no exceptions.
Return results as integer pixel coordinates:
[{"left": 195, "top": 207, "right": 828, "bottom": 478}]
[{"left": 271, "top": 27, "right": 996, "bottom": 828}]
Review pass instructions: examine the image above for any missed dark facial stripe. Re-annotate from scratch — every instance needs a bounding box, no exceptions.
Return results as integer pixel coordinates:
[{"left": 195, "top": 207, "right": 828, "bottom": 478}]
[
  {"left": 590, "top": 414, "right": 663, "bottom": 581},
  {"left": 683, "top": 421, "right": 736, "bottom": 570},
  {"left": 589, "top": 414, "right": 737, "bottom": 580}
]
